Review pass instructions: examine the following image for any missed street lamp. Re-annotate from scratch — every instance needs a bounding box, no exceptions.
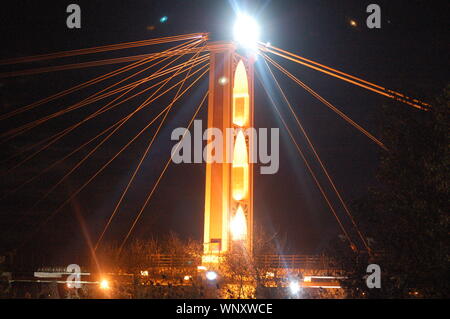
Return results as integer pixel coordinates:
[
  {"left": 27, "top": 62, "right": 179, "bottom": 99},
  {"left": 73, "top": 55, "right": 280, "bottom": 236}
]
[
  {"left": 289, "top": 280, "right": 300, "bottom": 295},
  {"left": 206, "top": 271, "right": 218, "bottom": 281},
  {"left": 99, "top": 279, "right": 110, "bottom": 290},
  {"left": 233, "top": 14, "right": 260, "bottom": 49}
]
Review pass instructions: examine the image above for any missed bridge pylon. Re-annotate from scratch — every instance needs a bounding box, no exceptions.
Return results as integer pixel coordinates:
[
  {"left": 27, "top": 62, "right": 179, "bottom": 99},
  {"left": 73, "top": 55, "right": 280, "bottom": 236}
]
[{"left": 202, "top": 42, "right": 255, "bottom": 263}]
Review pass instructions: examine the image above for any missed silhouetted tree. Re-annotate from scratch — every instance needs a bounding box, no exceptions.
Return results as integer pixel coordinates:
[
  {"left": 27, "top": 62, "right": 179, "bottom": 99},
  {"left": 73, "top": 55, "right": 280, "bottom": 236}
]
[{"left": 329, "top": 86, "right": 449, "bottom": 298}]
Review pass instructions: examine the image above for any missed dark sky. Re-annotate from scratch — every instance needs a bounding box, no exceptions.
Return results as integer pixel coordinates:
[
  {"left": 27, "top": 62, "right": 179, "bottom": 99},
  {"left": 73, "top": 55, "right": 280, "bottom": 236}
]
[{"left": 0, "top": 0, "right": 448, "bottom": 263}]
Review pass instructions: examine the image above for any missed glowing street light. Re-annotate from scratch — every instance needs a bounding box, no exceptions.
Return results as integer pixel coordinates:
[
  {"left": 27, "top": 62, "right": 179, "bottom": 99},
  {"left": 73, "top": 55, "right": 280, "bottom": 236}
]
[
  {"left": 99, "top": 279, "right": 110, "bottom": 290},
  {"left": 140, "top": 270, "right": 149, "bottom": 276},
  {"left": 233, "top": 14, "right": 260, "bottom": 49},
  {"left": 206, "top": 271, "right": 218, "bottom": 281},
  {"left": 289, "top": 281, "right": 300, "bottom": 295}
]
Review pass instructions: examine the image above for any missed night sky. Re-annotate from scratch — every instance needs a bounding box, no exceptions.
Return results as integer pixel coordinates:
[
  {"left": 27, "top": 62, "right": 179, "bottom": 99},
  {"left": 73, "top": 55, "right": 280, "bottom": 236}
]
[{"left": 0, "top": 0, "right": 448, "bottom": 264}]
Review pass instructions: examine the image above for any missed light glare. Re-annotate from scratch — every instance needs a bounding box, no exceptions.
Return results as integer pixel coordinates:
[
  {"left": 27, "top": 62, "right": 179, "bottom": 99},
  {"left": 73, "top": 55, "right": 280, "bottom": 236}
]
[
  {"left": 99, "top": 279, "right": 110, "bottom": 290},
  {"left": 218, "top": 76, "right": 228, "bottom": 85},
  {"left": 233, "top": 14, "right": 260, "bottom": 49},
  {"left": 289, "top": 281, "right": 300, "bottom": 294},
  {"left": 206, "top": 271, "right": 218, "bottom": 281}
]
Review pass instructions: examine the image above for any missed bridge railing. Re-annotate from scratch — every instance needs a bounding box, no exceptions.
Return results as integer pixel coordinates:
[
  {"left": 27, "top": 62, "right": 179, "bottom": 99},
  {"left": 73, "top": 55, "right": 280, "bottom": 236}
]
[
  {"left": 26, "top": 254, "right": 336, "bottom": 270},
  {"left": 140, "top": 254, "right": 334, "bottom": 270},
  {"left": 143, "top": 254, "right": 201, "bottom": 268},
  {"left": 255, "top": 255, "right": 334, "bottom": 270}
]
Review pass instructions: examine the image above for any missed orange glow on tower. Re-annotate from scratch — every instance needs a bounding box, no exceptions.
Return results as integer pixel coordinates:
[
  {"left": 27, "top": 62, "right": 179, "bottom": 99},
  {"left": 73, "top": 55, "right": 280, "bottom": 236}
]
[
  {"left": 230, "top": 205, "right": 247, "bottom": 240},
  {"left": 203, "top": 42, "right": 254, "bottom": 263},
  {"left": 232, "top": 130, "right": 249, "bottom": 201},
  {"left": 230, "top": 58, "right": 252, "bottom": 250},
  {"left": 232, "top": 61, "right": 250, "bottom": 127}
]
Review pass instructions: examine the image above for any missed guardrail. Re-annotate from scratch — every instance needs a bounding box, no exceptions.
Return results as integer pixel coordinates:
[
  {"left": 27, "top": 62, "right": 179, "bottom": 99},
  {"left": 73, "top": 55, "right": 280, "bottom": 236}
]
[
  {"left": 141, "top": 254, "right": 201, "bottom": 268},
  {"left": 24, "top": 254, "right": 337, "bottom": 271},
  {"left": 255, "top": 255, "right": 334, "bottom": 270},
  {"left": 137, "top": 254, "right": 334, "bottom": 270}
]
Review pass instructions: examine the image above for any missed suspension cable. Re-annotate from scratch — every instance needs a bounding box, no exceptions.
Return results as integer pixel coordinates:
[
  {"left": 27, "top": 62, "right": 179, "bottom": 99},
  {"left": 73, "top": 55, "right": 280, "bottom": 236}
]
[
  {"left": 258, "top": 76, "right": 357, "bottom": 252},
  {"left": 118, "top": 91, "right": 209, "bottom": 254},
  {"left": 0, "top": 33, "right": 207, "bottom": 66},
  {"left": 262, "top": 53, "right": 387, "bottom": 151},
  {"left": 19, "top": 63, "right": 209, "bottom": 214},
  {"left": 0, "top": 53, "right": 209, "bottom": 153},
  {"left": 263, "top": 58, "right": 372, "bottom": 254},
  {"left": 94, "top": 44, "right": 207, "bottom": 250},
  {"left": 259, "top": 43, "right": 430, "bottom": 110},
  {"left": 1, "top": 54, "right": 209, "bottom": 166},
  {"left": 1, "top": 55, "right": 209, "bottom": 174},
  {"left": 2, "top": 119, "right": 122, "bottom": 204},
  {"left": 15, "top": 68, "right": 209, "bottom": 250},
  {"left": 0, "top": 47, "right": 205, "bottom": 79},
  {"left": 0, "top": 38, "right": 204, "bottom": 122}
]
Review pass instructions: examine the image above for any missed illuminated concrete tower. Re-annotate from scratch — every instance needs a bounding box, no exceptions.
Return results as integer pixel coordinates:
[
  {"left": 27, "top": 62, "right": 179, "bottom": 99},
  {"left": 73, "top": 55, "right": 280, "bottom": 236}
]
[{"left": 203, "top": 42, "right": 254, "bottom": 262}]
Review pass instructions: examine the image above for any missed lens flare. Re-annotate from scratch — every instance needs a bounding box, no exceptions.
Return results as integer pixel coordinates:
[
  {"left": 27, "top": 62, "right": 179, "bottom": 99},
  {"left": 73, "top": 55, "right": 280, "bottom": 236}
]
[
  {"left": 289, "top": 281, "right": 300, "bottom": 294},
  {"left": 206, "top": 271, "right": 218, "bottom": 281},
  {"left": 233, "top": 14, "right": 260, "bottom": 49},
  {"left": 99, "top": 279, "right": 110, "bottom": 290}
]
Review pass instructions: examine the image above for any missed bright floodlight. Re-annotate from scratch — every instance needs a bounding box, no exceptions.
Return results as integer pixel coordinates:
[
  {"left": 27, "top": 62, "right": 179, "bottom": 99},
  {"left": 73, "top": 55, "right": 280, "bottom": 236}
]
[
  {"left": 233, "top": 14, "right": 260, "bottom": 49},
  {"left": 289, "top": 281, "right": 300, "bottom": 295},
  {"left": 99, "top": 279, "right": 110, "bottom": 290},
  {"left": 206, "top": 271, "right": 218, "bottom": 281}
]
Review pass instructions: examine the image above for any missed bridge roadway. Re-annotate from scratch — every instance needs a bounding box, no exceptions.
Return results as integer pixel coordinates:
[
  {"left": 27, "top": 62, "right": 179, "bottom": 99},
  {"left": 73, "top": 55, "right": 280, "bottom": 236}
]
[{"left": 9, "top": 255, "right": 343, "bottom": 289}]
